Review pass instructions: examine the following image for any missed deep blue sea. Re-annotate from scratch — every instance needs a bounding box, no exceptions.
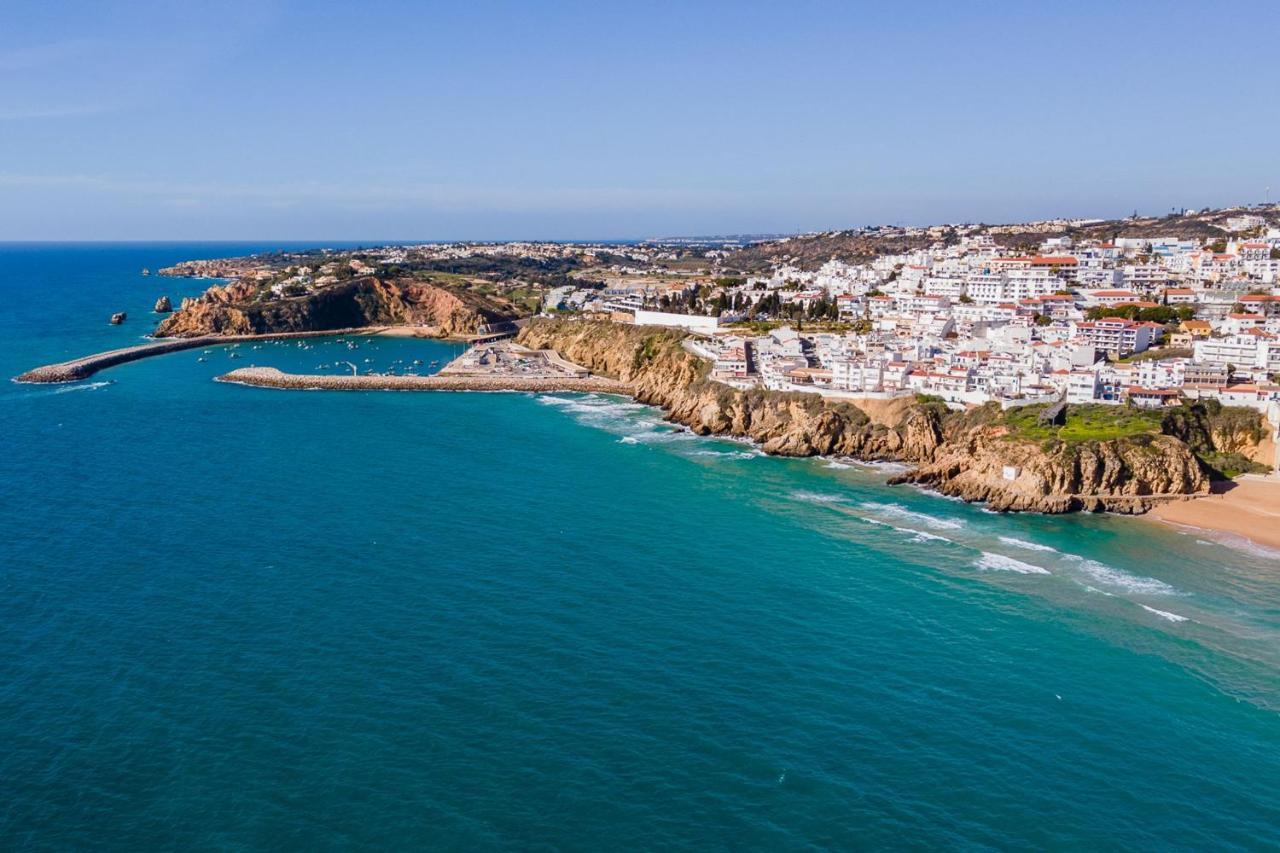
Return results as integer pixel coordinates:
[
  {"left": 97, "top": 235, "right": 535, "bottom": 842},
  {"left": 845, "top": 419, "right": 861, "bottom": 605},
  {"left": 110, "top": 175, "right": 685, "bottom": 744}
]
[{"left": 2, "top": 244, "right": 1279, "bottom": 850}]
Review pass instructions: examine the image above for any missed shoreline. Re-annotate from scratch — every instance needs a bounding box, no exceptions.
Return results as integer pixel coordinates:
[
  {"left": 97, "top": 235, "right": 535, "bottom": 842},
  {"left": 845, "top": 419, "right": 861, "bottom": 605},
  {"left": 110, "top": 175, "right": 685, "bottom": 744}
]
[{"left": 1147, "top": 477, "right": 1280, "bottom": 555}]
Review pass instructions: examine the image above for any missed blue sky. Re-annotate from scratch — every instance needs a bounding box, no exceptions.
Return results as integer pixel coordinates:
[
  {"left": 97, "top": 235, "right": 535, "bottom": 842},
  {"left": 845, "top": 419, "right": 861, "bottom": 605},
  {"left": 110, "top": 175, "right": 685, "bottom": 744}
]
[{"left": 2, "top": 0, "right": 1278, "bottom": 240}]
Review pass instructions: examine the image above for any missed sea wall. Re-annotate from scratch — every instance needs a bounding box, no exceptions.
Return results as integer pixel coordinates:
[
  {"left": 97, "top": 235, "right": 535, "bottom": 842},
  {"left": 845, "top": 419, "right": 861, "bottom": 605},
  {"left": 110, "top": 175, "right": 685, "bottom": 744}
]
[
  {"left": 14, "top": 329, "right": 382, "bottom": 384},
  {"left": 218, "top": 367, "right": 633, "bottom": 395}
]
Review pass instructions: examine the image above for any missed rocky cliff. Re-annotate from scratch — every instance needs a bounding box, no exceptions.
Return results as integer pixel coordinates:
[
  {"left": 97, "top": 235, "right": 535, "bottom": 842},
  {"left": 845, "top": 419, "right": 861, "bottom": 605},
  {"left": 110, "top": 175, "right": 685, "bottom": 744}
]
[
  {"left": 890, "top": 428, "right": 1207, "bottom": 512},
  {"left": 516, "top": 318, "right": 1227, "bottom": 514},
  {"left": 155, "top": 276, "right": 516, "bottom": 339}
]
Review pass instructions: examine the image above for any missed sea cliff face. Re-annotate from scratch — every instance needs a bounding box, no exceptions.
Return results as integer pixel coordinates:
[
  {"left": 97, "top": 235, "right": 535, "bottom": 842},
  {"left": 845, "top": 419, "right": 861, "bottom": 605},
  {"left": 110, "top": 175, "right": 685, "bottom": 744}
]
[
  {"left": 155, "top": 276, "right": 515, "bottom": 339},
  {"left": 516, "top": 318, "right": 1236, "bottom": 514}
]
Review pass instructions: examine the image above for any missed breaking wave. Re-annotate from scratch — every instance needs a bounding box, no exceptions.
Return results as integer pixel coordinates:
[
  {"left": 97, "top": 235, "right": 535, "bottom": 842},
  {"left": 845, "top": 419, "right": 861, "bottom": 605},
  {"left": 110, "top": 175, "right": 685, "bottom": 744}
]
[
  {"left": 1140, "top": 604, "right": 1190, "bottom": 623},
  {"left": 790, "top": 491, "right": 847, "bottom": 504},
  {"left": 860, "top": 502, "right": 964, "bottom": 530},
  {"left": 53, "top": 381, "right": 113, "bottom": 394},
  {"left": 975, "top": 553, "right": 1051, "bottom": 575},
  {"left": 998, "top": 536, "right": 1057, "bottom": 553},
  {"left": 1066, "top": 557, "right": 1177, "bottom": 596}
]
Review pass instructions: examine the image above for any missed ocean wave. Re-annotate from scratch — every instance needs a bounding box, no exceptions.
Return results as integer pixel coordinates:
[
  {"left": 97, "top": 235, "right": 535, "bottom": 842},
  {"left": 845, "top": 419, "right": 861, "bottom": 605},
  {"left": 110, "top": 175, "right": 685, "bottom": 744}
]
[
  {"left": 1189, "top": 531, "right": 1280, "bottom": 562},
  {"left": 856, "top": 459, "right": 911, "bottom": 474},
  {"left": 825, "top": 461, "right": 852, "bottom": 470},
  {"left": 538, "top": 394, "right": 679, "bottom": 441},
  {"left": 997, "top": 536, "right": 1057, "bottom": 553},
  {"left": 790, "top": 491, "right": 847, "bottom": 504},
  {"left": 1140, "top": 604, "right": 1190, "bottom": 623},
  {"left": 902, "top": 528, "right": 953, "bottom": 544},
  {"left": 689, "top": 448, "right": 757, "bottom": 460},
  {"left": 44, "top": 381, "right": 114, "bottom": 395},
  {"left": 860, "top": 502, "right": 964, "bottom": 530},
  {"left": 975, "top": 552, "right": 1051, "bottom": 575},
  {"left": 1066, "top": 557, "right": 1176, "bottom": 596}
]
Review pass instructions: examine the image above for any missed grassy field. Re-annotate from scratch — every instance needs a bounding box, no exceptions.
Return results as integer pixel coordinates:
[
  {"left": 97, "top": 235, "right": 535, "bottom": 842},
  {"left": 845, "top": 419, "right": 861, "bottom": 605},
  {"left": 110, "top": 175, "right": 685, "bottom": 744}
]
[{"left": 1001, "top": 403, "right": 1164, "bottom": 443}]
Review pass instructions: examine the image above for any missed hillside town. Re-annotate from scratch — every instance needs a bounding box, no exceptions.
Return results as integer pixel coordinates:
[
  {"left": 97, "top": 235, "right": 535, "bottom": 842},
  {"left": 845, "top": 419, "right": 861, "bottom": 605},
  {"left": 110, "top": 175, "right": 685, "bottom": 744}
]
[{"left": 541, "top": 208, "right": 1280, "bottom": 425}]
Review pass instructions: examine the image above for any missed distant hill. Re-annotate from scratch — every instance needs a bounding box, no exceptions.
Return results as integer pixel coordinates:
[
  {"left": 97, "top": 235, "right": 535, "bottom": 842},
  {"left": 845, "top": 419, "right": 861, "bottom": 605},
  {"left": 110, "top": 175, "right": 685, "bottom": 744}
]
[{"left": 720, "top": 204, "right": 1280, "bottom": 272}]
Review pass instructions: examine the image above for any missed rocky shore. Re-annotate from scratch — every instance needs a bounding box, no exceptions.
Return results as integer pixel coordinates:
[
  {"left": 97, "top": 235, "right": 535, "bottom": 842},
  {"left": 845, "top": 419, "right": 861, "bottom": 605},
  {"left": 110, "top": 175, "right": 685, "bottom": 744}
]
[
  {"left": 514, "top": 318, "right": 1271, "bottom": 514},
  {"left": 219, "top": 367, "right": 632, "bottom": 394},
  {"left": 156, "top": 276, "right": 515, "bottom": 339}
]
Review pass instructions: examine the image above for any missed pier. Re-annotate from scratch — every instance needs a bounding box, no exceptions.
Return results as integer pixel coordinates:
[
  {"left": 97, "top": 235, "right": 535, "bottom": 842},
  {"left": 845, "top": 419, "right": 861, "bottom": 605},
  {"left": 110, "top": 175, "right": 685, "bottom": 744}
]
[
  {"left": 218, "top": 367, "right": 632, "bottom": 394},
  {"left": 13, "top": 328, "right": 386, "bottom": 384}
]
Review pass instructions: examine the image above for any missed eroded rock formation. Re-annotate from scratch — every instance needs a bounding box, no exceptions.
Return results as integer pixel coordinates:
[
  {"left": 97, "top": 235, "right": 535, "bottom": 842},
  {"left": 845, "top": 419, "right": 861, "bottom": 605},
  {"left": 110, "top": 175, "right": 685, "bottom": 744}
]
[
  {"left": 515, "top": 318, "right": 1245, "bottom": 514},
  {"left": 155, "top": 276, "right": 515, "bottom": 339}
]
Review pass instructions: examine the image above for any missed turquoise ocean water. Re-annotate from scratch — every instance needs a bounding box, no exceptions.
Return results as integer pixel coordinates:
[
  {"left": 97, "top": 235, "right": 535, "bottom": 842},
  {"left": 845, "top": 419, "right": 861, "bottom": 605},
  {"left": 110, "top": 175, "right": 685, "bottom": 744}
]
[{"left": 2, "top": 244, "right": 1279, "bottom": 849}]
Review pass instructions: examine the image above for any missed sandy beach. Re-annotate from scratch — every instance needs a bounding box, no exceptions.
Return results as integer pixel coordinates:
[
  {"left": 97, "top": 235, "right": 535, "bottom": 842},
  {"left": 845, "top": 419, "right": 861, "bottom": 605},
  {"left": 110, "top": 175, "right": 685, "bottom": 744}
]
[{"left": 1150, "top": 476, "right": 1280, "bottom": 553}]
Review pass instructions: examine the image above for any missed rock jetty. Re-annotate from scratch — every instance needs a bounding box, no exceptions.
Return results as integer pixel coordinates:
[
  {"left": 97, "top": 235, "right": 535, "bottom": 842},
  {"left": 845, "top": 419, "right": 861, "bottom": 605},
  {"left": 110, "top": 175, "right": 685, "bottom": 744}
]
[
  {"left": 14, "top": 328, "right": 383, "bottom": 384},
  {"left": 219, "top": 367, "right": 633, "bottom": 395}
]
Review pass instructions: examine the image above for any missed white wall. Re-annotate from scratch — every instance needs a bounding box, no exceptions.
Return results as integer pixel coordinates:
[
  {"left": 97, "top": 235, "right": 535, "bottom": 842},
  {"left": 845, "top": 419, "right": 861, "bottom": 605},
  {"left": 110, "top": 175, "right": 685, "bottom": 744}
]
[{"left": 633, "top": 310, "right": 721, "bottom": 333}]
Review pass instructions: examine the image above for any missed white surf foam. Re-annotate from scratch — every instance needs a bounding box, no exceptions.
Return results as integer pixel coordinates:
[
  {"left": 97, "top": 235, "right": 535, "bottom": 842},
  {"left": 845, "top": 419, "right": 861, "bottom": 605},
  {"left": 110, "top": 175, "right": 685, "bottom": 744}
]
[
  {"left": 998, "top": 536, "right": 1057, "bottom": 553},
  {"left": 860, "top": 502, "right": 964, "bottom": 530},
  {"left": 825, "top": 461, "right": 852, "bottom": 470},
  {"left": 903, "top": 528, "right": 953, "bottom": 543},
  {"left": 791, "top": 491, "right": 846, "bottom": 504},
  {"left": 1140, "top": 604, "right": 1189, "bottom": 623},
  {"left": 1066, "top": 557, "right": 1176, "bottom": 596},
  {"left": 975, "top": 552, "right": 1051, "bottom": 575},
  {"left": 689, "top": 448, "right": 757, "bottom": 460},
  {"left": 52, "top": 381, "right": 113, "bottom": 394}
]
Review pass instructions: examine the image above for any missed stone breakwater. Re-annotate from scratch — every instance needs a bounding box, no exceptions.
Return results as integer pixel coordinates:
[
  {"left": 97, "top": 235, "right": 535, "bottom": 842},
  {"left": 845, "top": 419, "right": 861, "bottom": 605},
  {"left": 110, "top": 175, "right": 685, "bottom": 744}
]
[
  {"left": 218, "top": 367, "right": 634, "bottom": 395},
  {"left": 14, "top": 329, "right": 383, "bottom": 384}
]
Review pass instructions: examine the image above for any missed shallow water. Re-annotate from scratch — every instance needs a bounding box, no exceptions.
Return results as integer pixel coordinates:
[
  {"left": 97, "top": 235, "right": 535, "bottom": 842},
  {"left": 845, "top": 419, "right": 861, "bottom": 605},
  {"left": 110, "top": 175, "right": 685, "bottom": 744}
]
[{"left": 2, "top": 244, "right": 1278, "bottom": 849}]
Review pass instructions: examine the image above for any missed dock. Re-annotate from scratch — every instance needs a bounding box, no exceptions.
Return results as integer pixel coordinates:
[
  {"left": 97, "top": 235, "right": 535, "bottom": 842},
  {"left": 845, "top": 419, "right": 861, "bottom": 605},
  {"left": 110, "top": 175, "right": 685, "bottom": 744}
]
[
  {"left": 218, "top": 367, "right": 632, "bottom": 394},
  {"left": 13, "top": 328, "right": 386, "bottom": 383}
]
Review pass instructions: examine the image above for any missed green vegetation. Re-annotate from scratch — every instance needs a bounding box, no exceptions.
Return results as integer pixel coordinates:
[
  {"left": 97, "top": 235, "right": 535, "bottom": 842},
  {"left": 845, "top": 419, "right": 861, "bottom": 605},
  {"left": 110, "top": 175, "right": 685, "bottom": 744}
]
[
  {"left": 1001, "top": 403, "right": 1164, "bottom": 443},
  {"left": 1084, "top": 305, "right": 1195, "bottom": 323},
  {"left": 1197, "top": 452, "right": 1270, "bottom": 480},
  {"left": 995, "top": 399, "right": 1271, "bottom": 480},
  {"left": 629, "top": 329, "right": 686, "bottom": 373},
  {"left": 1118, "top": 347, "right": 1193, "bottom": 363},
  {"left": 724, "top": 319, "right": 864, "bottom": 334}
]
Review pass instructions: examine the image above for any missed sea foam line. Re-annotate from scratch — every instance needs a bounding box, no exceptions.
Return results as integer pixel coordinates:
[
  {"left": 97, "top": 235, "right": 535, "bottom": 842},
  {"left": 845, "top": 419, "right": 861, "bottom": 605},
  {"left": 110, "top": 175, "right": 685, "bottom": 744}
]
[
  {"left": 1140, "top": 604, "right": 1190, "bottom": 623},
  {"left": 860, "top": 501, "right": 964, "bottom": 530},
  {"left": 790, "top": 491, "right": 846, "bottom": 504},
  {"left": 1065, "top": 557, "right": 1177, "bottom": 596},
  {"left": 998, "top": 536, "right": 1057, "bottom": 553},
  {"left": 975, "top": 552, "right": 1051, "bottom": 575}
]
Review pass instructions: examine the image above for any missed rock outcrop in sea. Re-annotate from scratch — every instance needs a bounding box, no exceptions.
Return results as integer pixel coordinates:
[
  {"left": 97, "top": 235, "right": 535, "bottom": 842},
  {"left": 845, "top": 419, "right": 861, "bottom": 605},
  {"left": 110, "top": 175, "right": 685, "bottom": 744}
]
[
  {"left": 515, "top": 318, "right": 1268, "bottom": 514},
  {"left": 154, "top": 296, "right": 172, "bottom": 313},
  {"left": 155, "top": 276, "right": 515, "bottom": 339}
]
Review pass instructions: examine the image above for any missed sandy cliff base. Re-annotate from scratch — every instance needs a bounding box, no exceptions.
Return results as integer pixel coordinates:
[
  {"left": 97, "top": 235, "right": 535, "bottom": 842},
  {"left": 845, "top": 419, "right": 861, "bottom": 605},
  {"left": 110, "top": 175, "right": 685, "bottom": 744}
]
[{"left": 1149, "top": 477, "right": 1280, "bottom": 553}]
